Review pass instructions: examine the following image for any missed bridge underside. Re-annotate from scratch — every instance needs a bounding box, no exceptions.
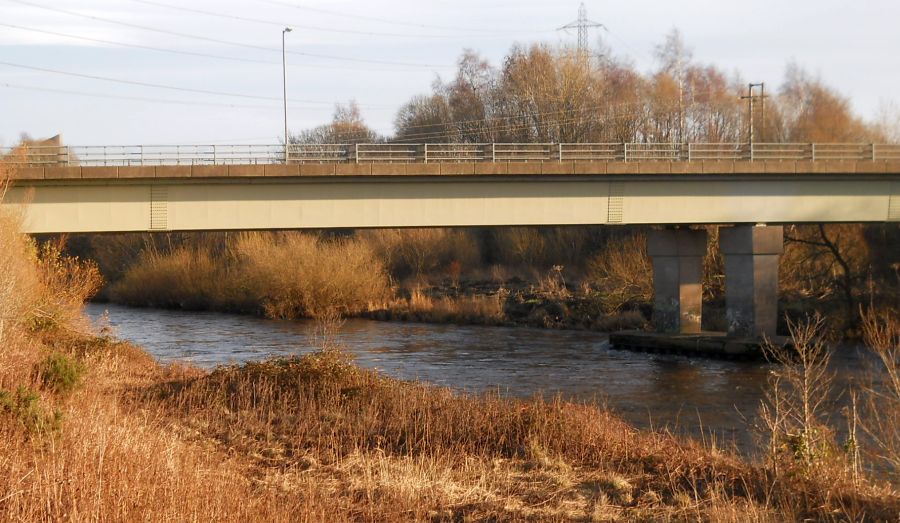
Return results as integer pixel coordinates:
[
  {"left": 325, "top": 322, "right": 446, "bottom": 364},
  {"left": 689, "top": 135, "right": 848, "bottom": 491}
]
[
  {"left": 4, "top": 174, "right": 898, "bottom": 234},
  {"left": 4, "top": 168, "right": 899, "bottom": 345}
]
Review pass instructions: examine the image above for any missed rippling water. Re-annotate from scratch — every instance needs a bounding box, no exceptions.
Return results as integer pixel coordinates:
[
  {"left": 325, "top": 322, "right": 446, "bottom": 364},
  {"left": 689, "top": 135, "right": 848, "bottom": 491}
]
[{"left": 85, "top": 302, "right": 874, "bottom": 457}]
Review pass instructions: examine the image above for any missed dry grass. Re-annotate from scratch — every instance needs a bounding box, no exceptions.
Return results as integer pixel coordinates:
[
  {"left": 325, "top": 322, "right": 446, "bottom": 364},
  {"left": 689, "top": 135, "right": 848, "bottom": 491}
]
[
  {"left": 385, "top": 287, "right": 507, "bottom": 325},
  {"left": 111, "top": 232, "right": 389, "bottom": 319},
  {"left": 231, "top": 232, "right": 389, "bottom": 319},
  {"left": 109, "top": 246, "right": 221, "bottom": 310},
  {"left": 360, "top": 228, "right": 482, "bottom": 282}
]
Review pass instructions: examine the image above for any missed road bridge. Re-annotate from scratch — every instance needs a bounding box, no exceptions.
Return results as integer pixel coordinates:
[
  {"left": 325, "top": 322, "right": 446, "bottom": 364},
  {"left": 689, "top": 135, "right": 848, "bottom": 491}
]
[{"left": 3, "top": 142, "right": 899, "bottom": 342}]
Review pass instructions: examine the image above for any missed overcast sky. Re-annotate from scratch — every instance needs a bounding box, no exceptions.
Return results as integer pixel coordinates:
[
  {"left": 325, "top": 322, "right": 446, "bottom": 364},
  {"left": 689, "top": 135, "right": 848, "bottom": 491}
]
[{"left": 1, "top": 0, "right": 898, "bottom": 145}]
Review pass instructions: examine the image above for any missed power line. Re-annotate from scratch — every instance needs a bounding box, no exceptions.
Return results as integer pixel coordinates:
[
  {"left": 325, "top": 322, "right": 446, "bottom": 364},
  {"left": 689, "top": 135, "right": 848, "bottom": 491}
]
[
  {"left": 6, "top": 0, "right": 452, "bottom": 69},
  {"left": 558, "top": 3, "right": 606, "bottom": 52},
  {"left": 389, "top": 82, "right": 749, "bottom": 142},
  {"left": 0, "top": 60, "right": 392, "bottom": 108},
  {"left": 382, "top": 81, "right": 745, "bottom": 141},
  {"left": 258, "top": 0, "right": 554, "bottom": 36},
  {"left": 0, "top": 22, "right": 431, "bottom": 73},
  {"left": 328, "top": 96, "right": 722, "bottom": 142},
  {"left": 0, "top": 82, "right": 285, "bottom": 109},
  {"left": 129, "top": 0, "right": 498, "bottom": 39},
  {"left": 1, "top": 22, "right": 274, "bottom": 66},
  {"left": 327, "top": 109, "right": 663, "bottom": 142}
]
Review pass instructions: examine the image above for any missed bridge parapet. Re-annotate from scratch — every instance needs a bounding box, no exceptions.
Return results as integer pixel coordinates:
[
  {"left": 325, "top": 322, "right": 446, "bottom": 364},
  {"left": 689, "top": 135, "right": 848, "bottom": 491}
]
[
  {"left": 6, "top": 159, "right": 900, "bottom": 181},
  {"left": 3, "top": 142, "right": 899, "bottom": 168}
]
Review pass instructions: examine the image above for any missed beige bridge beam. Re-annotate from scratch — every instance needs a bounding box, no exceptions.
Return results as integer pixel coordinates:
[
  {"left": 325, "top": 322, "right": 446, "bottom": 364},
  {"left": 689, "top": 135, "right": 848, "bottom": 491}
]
[{"left": 2, "top": 164, "right": 899, "bottom": 234}]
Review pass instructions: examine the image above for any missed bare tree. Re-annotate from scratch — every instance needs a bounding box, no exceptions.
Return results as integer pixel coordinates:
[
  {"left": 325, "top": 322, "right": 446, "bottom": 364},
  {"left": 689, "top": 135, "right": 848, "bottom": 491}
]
[
  {"left": 859, "top": 307, "right": 900, "bottom": 481},
  {"left": 291, "top": 101, "right": 380, "bottom": 145},
  {"left": 759, "top": 314, "right": 836, "bottom": 471}
]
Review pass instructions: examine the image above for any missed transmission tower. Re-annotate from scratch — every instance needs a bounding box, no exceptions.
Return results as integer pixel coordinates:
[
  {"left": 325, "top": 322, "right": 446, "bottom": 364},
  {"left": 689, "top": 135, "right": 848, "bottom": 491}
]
[{"left": 558, "top": 3, "right": 606, "bottom": 52}]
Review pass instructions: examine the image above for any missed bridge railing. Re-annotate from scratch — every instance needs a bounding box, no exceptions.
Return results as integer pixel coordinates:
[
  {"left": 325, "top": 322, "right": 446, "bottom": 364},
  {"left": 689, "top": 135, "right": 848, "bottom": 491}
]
[
  {"left": 686, "top": 143, "right": 745, "bottom": 160},
  {"left": 0, "top": 144, "right": 286, "bottom": 166},
  {"left": 559, "top": 143, "right": 621, "bottom": 161},
  {"left": 286, "top": 144, "right": 347, "bottom": 163},
  {"left": 3, "top": 143, "right": 899, "bottom": 166},
  {"left": 422, "top": 143, "right": 487, "bottom": 162}
]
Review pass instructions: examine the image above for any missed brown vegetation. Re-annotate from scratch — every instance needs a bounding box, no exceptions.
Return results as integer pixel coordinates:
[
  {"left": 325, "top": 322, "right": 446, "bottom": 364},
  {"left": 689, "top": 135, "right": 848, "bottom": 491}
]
[
  {"left": 781, "top": 224, "right": 899, "bottom": 332},
  {"left": 110, "top": 232, "right": 389, "bottom": 319},
  {"left": 4, "top": 164, "right": 900, "bottom": 520},
  {"left": 104, "top": 227, "right": 650, "bottom": 331},
  {"left": 860, "top": 307, "right": 900, "bottom": 482},
  {"left": 387, "top": 34, "right": 889, "bottom": 145},
  {"left": 586, "top": 232, "right": 652, "bottom": 314},
  {"left": 276, "top": 30, "right": 893, "bottom": 147},
  {"left": 86, "top": 220, "right": 899, "bottom": 336}
]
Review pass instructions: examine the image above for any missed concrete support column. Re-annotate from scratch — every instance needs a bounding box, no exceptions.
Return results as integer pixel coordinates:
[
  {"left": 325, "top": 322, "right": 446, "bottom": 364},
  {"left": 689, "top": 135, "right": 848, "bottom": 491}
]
[
  {"left": 720, "top": 225, "right": 784, "bottom": 338},
  {"left": 647, "top": 229, "right": 708, "bottom": 334}
]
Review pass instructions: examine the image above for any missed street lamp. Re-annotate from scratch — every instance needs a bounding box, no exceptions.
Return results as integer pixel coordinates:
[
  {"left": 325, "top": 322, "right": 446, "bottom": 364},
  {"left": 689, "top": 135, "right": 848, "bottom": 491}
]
[{"left": 282, "top": 27, "right": 292, "bottom": 163}]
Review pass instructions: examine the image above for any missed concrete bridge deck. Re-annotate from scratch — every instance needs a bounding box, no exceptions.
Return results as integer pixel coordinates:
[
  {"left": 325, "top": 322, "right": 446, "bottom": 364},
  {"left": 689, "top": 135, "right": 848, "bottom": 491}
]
[
  {"left": 7, "top": 159, "right": 900, "bottom": 180},
  {"left": 3, "top": 159, "right": 898, "bottom": 234}
]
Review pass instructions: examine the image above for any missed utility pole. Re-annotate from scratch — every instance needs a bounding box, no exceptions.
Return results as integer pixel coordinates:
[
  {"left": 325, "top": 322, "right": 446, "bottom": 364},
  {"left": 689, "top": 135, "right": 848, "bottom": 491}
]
[
  {"left": 676, "top": 53, "right": 685, "bottom": 144},
  {"left": 282, "top": 27, "right": 292, "bottom": 163},
  {"left": 758, "top": 82, "right": 766, "bottom": 142},
  {"left": 558, "top": 3, "right": 606, "bottom": 54},
  {"left": 741, "top": 82, "right": 767, "bottom": 146}
]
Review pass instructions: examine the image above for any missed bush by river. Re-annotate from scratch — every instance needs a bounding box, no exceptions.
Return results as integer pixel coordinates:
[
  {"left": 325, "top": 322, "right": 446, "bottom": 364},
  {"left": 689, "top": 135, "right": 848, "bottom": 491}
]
[{"left": 68, "top": 223, "right": 900, "bottom": 336}]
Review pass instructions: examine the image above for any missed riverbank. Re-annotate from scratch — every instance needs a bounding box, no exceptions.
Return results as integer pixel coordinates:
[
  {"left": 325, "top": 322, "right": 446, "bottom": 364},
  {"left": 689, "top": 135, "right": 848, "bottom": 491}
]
[
  {"left": 79, "top": 226, "right": 899, "bottom": 338},
  {"left": 6, "top": 326, "right": 900, "bottom": 521},
  {"left": 2, "top": 233, "right": 899, "bottom": 520},
  {"left": 101, "top": 231, "right": 652, "bottom": 332}
]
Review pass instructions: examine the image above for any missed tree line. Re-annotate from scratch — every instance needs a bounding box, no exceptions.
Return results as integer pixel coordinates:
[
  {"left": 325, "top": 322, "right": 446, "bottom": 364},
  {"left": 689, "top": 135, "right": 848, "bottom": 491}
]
[{"left": 292, "top": 30, "right": 897, "bottom": 146}]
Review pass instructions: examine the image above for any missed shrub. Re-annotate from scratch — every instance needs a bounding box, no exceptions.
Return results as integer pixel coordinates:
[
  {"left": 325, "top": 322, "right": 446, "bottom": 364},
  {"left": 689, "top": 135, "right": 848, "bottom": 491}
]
[
  {"left": 112, "top": 232, "right": 390, "bottom": 319},
  {"left": 37, "top": 352, "right": 85, "bottom": 396},
  {"left": 109, "top": 247, "right": 220, "bottom": 309},
  {"left": 231, "top": 232, "right": 389, "bottom": 319},
  {"left": 29, "top": 242, "right": 103, "bottom": 332},
  {"left": 586, "top": 232, "right": 652, "bottom": 313},
  {"left": 359, "top": 228, "right": 481, "bottom": 281},
  {"left": 2, "top": 166, "right": 101, "bottom": 338},
  {"left": 860, "top": 307, "right": 900, "bottom": 482},
  {"left": 0, "top": 386, "right": 62, "bottom": 434}
]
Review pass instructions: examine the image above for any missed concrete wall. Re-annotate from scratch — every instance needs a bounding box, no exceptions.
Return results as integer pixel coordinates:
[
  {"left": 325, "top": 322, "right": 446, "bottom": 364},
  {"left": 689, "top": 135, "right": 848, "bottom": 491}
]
[{"left": 3, "top": 172, "right": 899, "bottom": 233}]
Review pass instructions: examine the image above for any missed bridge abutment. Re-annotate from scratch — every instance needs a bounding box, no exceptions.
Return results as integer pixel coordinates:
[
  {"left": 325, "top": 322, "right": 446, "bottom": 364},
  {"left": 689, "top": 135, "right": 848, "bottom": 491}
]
[
  {"left": 720, "top": 225, "right": 784, "bottom": 338},
  {"left": 647, "top": 229, "right": 708, "bottom": 334}
]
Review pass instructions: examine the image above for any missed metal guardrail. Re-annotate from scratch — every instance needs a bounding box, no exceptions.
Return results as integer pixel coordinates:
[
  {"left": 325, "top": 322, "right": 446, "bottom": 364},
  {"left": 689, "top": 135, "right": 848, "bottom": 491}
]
[{"left": 2, "top": 143, "right": 899, "bottom": 166}]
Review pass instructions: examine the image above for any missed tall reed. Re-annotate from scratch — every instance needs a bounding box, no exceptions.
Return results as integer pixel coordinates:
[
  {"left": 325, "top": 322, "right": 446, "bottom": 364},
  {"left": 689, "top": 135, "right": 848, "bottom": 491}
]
[{"left": 111, "top": 232, "right": 389, "bottom": 319}]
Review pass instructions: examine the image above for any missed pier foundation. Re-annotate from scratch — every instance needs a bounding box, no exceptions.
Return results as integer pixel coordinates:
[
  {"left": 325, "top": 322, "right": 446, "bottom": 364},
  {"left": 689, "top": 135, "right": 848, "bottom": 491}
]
[
  {"left": 647, "top": 229, "right": 708, "bottom": 334},
  {"left": 720, "top": 225, "right": 784, "bottom": 338}
]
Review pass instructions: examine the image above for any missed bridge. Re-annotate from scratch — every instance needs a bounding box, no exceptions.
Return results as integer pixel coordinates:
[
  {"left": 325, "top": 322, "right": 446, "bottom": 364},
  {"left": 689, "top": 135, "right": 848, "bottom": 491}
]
[{"left": 3, "top": 141, "right": 899, "bottom": 343}]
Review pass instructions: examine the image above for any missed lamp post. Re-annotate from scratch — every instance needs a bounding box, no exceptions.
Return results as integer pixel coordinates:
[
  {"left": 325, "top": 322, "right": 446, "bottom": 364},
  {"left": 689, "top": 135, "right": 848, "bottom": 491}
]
[{"left": 282, "top": 27, "right": 292, "bottom": 163}]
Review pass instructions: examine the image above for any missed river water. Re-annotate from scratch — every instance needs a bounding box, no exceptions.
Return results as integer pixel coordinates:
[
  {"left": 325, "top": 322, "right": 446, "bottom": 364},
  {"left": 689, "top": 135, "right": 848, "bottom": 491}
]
[{"left": 85, "top": 302, "right": 876, "bottom": 457}]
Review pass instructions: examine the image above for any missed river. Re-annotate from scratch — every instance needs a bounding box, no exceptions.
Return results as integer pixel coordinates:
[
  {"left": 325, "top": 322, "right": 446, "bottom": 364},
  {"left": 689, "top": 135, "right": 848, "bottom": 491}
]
[{"left": 85, "top": 302, "right": 876, "bottom": 458}]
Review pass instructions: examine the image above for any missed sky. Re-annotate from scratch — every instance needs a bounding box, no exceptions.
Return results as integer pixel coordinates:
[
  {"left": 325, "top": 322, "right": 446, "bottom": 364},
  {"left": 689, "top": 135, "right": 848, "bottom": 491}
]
[{"left": 1, "top": 0, "right": 898, "bottom": 146}]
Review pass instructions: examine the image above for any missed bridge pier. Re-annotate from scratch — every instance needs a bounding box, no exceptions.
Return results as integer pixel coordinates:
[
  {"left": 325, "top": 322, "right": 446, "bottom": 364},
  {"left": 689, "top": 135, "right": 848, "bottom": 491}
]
[
  {"left": 647, "top": 229, "right": 708, "bottom": 334},
  {"left": 720, "top": 225, "right": 784, "bottom": 338}
]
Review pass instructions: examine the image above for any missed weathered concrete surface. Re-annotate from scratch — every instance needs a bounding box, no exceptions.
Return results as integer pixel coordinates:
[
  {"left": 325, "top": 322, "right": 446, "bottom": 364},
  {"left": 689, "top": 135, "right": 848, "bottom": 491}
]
[
  {"left": 609, "top": 330, "right": 789, "bottom": 360},
  {"left": 4, "top": 171, "right": 899, "bottom": 233},
  {"left": 9, "top": 159, "right": 900, "bottom": 180},
  {"left": 720, "top": 225, "right": 784, "bottom": 338},
  {"left": 647, "top": 229, "right": 708, "bottom": 334}
]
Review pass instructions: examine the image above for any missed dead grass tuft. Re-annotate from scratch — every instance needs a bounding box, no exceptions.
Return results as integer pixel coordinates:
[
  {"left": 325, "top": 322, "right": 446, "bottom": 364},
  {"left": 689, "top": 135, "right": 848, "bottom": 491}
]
[{"left": 111, "top": 232, "right": 389, "bottom": 319}]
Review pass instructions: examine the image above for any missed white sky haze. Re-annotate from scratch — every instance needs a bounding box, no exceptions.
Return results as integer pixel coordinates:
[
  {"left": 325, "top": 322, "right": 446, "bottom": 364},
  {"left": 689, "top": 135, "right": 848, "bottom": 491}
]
[{"left": 1, "top": 0, "right": 898, "bottom": 145}]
